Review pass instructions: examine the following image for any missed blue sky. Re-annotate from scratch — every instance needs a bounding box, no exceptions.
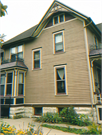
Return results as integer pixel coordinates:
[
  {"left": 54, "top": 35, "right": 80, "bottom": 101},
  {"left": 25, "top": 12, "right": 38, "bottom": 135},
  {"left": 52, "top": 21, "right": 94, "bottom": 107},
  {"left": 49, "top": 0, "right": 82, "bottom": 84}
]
[{"left": 1, "top": 0, "right": 102, "bottom": 41}]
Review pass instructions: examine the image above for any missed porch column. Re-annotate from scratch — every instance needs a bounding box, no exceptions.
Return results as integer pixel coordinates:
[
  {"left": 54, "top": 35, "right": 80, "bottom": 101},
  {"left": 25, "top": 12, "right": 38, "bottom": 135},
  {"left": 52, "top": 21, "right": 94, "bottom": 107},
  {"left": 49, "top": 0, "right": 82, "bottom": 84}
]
[{"left": 14, "top": 69, "right": 18, "bottom": 105}]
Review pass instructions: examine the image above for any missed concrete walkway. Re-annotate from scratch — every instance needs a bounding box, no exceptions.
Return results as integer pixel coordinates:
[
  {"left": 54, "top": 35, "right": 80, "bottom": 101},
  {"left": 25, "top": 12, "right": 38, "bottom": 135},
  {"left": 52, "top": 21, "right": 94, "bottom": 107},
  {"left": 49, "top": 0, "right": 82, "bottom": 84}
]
[{"left": 0, "top": 118, "right": 87, "bottom": 135}]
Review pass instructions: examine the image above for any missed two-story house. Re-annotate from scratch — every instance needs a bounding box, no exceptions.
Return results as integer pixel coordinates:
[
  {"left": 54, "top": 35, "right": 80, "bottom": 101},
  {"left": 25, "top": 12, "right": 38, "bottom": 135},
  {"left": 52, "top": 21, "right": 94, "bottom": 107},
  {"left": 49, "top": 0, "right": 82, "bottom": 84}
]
[{"left": 0, "top": 0, "right": 101, "bottom": 123}]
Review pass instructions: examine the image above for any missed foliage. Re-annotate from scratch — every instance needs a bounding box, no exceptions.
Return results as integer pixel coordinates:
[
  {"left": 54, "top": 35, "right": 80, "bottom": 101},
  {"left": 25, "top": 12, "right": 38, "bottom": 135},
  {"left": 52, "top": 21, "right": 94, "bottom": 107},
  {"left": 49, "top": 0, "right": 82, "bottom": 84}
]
[
  {"left": 0, "top": 2, "right": 7, "bottom": 17},
  {"left": 36, "top": 112, "right": 62, "bottom": 123},
  {"left": 0, "top": 34, "right": 6, "bottom": 46},
  {"left": 60, "top": 106, "right": 91, "bottom": 126}
]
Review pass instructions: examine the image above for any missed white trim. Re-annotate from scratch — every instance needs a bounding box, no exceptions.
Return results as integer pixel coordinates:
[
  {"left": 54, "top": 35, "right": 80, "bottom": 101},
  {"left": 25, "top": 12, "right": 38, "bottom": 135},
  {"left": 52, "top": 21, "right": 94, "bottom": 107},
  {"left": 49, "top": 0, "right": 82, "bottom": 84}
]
[
  {"left": 32, "top": 48, "right": 42, "bottom": 70},
  {"left": 52, "top": 30, "right": 65, "bottom": 54},
  {"left": 54, "top": 65, "right": 68, "bottom": 95}
]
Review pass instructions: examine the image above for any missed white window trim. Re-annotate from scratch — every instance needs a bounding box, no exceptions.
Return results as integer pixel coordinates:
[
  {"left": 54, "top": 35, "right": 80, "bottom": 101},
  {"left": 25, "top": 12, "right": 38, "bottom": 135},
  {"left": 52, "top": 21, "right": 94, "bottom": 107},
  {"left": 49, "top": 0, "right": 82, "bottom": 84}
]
[
  {"left": 96, "top": 105, "right": 102, "bottom": 124},
  {"left": 32, "top": 48, "right": 42, "bottom": 70},
  {"left": 53, "top": 14, "right": 65, "bottom": 25},
  {"left": 54, "top": 65, "right": 68, "bottom": 95},
  {"left": 10, "top": 45, "right": 24, "bottom": 59},
  {"left": 53, "top": 30, "right": 65, "bottom": 54}
]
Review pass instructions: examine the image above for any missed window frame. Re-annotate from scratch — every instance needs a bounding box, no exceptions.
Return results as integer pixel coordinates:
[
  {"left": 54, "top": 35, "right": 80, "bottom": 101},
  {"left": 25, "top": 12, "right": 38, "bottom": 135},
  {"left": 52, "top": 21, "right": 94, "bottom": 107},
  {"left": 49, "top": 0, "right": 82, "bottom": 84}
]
[
  {"left": 53, "top": 14, "right": 65, "bottom": 25},
  {"left": 10, "top": 45, "right": 24, "bottom": 60},
  {"left": 0, "top": 74, "right": 5, "bottom": 96},
  {"left": 54, "top": 65, "right": 68, "bottom": 95},
  {"left": 96, "top": 105, "right": 102, "bottom": 124},
  {"left": 53, "top": 30, "right": 65, "bottom": 54},
  {"left": 32, "top": 48, "right": 42, "bottom": 70},
  {"left": 18, "top": 72, "right": 24, "bottom": 96},
  {"left": 6, "top": 72, "right": 13, "bottom": 96}
]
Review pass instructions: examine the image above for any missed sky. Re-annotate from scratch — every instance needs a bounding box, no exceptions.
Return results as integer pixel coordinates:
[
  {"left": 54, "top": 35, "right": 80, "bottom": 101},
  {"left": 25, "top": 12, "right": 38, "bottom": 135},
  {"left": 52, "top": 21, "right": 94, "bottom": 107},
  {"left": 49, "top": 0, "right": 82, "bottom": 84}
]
[{"left": 1, "top": 0, "right": 102, "bottom": 42}]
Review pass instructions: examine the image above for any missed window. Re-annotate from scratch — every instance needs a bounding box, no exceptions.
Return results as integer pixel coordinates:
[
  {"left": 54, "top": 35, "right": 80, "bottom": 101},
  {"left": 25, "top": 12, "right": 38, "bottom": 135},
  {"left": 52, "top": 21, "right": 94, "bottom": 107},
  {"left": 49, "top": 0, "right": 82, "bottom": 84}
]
[
  {"left": 32, "top": 48, "right": 42, "bottom": 70},
  {"left": 53, "top": 31, "right": 65, "bottom": 53},
  {"left": 0, "top": 74, "right": 5, "bottom": 96},
  {"left": 16, "top": 98, "right": 24, "bottom": 104},
  {"left": 18, "top": 45, "right": 23, "bottom": 59},
  {"left": 35, "top": 107, "right": 42, "bottom": 115},
  {"left": 96, "top": 105, "right": 102, "bottom": 124},
  {"left": 11, "top": 45, "right": 23, "bottom": 61},
  {"left": 54, "top": 65, "right": 68, "bottom": 95},
  {"left": 5, "top": 98, "right": 13, "bottom": 104},
  {"left": 11, "top": 47, "right": 16, "bottom": 62},
  {"left": 6, "top": 72, "right": 13, "bottom": 96},
  {"left": 18, "top": 73, "right": 24, "bottom": 95},
  {"left": 53, "top": 14, "right": 65, "bottom": 25}
]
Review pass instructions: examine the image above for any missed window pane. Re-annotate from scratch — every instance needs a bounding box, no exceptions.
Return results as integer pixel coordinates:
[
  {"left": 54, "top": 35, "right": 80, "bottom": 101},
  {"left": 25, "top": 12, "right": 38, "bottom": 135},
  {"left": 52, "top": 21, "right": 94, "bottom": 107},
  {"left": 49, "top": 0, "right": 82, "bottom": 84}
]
[
  {"left": 35, "top": 107, "right": 42, "bottom": 115},
  {"left": 55, "top": 43, "right": 63, "bottom": 52},
  {"left": 7, "top": 84, "right": 12, "bottom": 95},
  {"left": 5, "top": 99, "right": 13, "bottom": 104},
  {"left": 11, "top": 54, "right": 16, "bottom": 62},
  {"left": 18, "top": 52, "right": 23, "bottom": 59},
  {"left": 99, "top": 108, "right": 102, "bottom": 120},
  {"left": 18, "top": 45, "right": 22, "bottom": 52},
  {"left": 57, "top": 68, "right": 65, "bottom": 80},
  {"left": 0, "top": 85, "right": 4, "bottom": 95},
  {"left": 1, "top": 99, "right": 4, "bottom": 104},
  {"left": 19, "top": 73, "right": 24, "bottom": 83},
  {"left": 0, "top": 74, "right": 5, "bottom": 84},
  {"left": 34, "top": 51, "right": 40, "bottom": 59},
  {"left": 16, "top": 98, "right": 24, "bottom": 104},
  {"left": 57, "top": 81, "right": 65, "bottom": 93},
  {"left": 60, "top": 15, "right": 64, "bottom": 22},
  {"left": 19, "top": 84, "right": 23, "bottom": 95},
  {"left": 7, "top": 73, "right": 12, "bottom": 83},
  {"left": 55, "top": 33, "right": 62, "bottom": 43},
  {"left": 11, "top": 47, "right": 16, "bottom": 54},
  {"left": 34, "top": 60, "right": 40, "bottom": 68},
  {"left": 54, "top": 16, "right": 58, "bottom": 24}
]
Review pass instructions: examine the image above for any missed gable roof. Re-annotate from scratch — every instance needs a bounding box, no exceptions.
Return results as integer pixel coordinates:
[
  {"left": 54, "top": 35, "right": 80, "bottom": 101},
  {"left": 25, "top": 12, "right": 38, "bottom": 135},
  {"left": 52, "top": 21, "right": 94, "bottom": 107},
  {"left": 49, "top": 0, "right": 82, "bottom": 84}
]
[{"left": 2, "top": 0, "right": 101, "bottom": 49}]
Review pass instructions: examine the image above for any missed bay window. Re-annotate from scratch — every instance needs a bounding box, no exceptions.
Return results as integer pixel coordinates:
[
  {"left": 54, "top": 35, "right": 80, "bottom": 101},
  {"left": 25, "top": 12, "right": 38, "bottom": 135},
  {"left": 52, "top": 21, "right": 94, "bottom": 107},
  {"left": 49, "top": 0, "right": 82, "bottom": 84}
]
[{"left": 0, "top": 74, "right": 5, "bottom": 96}]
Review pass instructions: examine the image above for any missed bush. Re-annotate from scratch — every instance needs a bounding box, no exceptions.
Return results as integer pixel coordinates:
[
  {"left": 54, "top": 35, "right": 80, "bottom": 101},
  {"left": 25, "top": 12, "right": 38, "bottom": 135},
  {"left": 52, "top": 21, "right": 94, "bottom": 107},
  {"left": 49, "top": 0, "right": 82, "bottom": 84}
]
[
  {"left": 36, "top": 112, "right": 62, "bottom": 123},
  {"left": 60, "top": 106, "right": 91, "bottom": 126},
  {"left": 13, "top": 114, "right": 23, "bottom": 119}
]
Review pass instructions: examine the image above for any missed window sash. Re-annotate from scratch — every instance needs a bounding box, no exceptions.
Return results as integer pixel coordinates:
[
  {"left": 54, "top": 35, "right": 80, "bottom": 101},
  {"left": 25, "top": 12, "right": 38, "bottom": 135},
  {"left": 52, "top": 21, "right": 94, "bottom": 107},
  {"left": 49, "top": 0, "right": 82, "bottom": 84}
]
[
  {"left": 6, "top": 73, "right": 13, "bottom": 96},
  {"left": 33, "top": 49, "right": 41, "bottom": 69},
  {"left": 0, "top": 74, "right": 5, "bottom": 84},
  {"left": 0, "top": 85, "right": 4, "bottom": 96},
  {"left": 11, "top": 47, "right": 16, "bottom": 54},
  {"left": 18, "top": 45, "right": 22, "bottom": 52}
]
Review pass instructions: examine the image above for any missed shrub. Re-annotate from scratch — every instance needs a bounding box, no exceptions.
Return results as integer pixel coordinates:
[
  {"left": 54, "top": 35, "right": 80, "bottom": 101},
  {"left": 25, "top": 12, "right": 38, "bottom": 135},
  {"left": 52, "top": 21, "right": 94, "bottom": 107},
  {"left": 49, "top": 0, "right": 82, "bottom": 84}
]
[
  {"left": 60, "top": 106, "right": 92, "bottom": 126},
  {"left": 36, "top": 112, "right": 62, "bottom": 123},
  {"left": 13, "top": 115, "right": 23, "bottom": 119}
]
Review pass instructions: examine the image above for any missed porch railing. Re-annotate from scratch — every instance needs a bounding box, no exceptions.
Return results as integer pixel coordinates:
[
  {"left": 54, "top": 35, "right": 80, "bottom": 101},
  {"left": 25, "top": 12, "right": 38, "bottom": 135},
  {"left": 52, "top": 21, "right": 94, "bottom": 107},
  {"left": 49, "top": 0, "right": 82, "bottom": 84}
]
[
  {"left": 90, "top": 43, "right": 102, "bottom": 51},
  {"left": 1, "top": 55, "right": 24, "bottom": 65}
]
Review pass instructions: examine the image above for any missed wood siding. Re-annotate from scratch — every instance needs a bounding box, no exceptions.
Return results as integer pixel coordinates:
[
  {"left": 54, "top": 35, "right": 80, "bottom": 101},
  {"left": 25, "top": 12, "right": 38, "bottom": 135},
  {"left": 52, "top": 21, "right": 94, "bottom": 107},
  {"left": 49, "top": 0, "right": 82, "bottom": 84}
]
[{"left": 24, "top": 18, "right": 91, "bottom": 105}]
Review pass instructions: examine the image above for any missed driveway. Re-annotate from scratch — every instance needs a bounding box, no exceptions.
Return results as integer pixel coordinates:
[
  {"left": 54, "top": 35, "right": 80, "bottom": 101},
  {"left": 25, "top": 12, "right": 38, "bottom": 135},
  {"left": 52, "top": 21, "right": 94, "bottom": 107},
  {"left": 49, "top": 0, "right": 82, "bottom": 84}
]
[{"left": 0, "top": 118, "right": 77, "bottom": 135}]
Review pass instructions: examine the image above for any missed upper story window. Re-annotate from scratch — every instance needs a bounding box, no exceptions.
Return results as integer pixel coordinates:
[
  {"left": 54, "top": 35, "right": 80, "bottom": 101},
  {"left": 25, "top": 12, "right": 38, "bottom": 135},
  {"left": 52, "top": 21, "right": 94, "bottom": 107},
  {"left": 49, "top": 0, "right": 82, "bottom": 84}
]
[
  {"left": 54, "top": 65, "right": 68, "bottom": 95},
  {"left": 53, "top": 14, "right": 65, "bottom": 25},
  {"left": 53, "top": 31, "right": 65, "bottom": 54},
  {"left": 0, "top": 74, "right": 5, "bottom": 96},
  {"left": 94, "top": 36, "right": 98, "bottom": 49},
  {"left": 32, "top": 48, "right": 42, "bottom": 70},
  {"left": 10, "top": 45, "right": 23, "bottom": 61}
]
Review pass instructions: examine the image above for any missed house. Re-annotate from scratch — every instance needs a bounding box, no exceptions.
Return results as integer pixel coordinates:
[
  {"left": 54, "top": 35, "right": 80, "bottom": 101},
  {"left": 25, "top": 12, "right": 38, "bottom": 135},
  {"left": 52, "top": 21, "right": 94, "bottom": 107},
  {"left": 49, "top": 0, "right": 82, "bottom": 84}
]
[{"left": 0, "top": 0, "right": 102, "bottom": 123}]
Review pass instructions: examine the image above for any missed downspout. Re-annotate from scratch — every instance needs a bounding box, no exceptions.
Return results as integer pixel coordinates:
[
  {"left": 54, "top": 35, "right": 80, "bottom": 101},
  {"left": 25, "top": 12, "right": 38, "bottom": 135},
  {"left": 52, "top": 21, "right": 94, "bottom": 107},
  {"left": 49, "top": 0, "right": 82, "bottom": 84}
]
[{"left": 83, "top": 20, "right": 94, "bottom": 122}]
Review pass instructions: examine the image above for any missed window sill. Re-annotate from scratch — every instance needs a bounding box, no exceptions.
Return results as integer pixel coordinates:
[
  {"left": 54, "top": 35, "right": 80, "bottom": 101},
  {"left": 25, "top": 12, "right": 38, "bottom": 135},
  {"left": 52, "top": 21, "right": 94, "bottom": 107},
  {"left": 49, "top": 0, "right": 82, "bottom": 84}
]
[
  {"left": 54, "top": 51, "right": 65, "bottom": 55},
  {"left": 55, "top": 94, "right": 68, "bottom": 96},
  {"left": 32, "top": 68, "right": 42, "bottom": 71}
]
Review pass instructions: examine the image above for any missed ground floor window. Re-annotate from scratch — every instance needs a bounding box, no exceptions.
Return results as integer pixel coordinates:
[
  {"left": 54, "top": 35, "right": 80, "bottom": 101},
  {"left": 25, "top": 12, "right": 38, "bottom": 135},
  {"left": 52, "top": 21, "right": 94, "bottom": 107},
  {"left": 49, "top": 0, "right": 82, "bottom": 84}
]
[
  {"left": 34, "top": 107, "right": 42, "bottom": 115},
  {"left": 16, "top": 98, "right": 24, "bottom": 104},
  {"left": 58, "top": 107, "right": 64, "bottom": 114},
  {"left": 5, "top": 98, "right": 13, "bottom": 104},
  {"left": 99, "top": 108, "right": 102, "bottom": 120},
  {"left": 96, "top": 105, "right": 102, "bottom": 124}
]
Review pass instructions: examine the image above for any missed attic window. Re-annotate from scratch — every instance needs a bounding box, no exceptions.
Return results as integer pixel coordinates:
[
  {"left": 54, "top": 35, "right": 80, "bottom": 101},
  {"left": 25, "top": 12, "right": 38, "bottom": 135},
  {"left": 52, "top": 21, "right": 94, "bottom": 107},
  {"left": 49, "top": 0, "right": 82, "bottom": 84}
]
[{"left": 53, "top": 14, "right": 65, "bottom": 25}]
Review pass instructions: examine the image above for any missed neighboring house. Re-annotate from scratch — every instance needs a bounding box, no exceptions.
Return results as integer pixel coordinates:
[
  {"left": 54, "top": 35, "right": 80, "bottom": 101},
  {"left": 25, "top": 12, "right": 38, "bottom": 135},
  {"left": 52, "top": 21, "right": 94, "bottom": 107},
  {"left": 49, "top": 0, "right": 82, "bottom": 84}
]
[{"left": 0, "top": 0, "right": 102, "bottom": 123}]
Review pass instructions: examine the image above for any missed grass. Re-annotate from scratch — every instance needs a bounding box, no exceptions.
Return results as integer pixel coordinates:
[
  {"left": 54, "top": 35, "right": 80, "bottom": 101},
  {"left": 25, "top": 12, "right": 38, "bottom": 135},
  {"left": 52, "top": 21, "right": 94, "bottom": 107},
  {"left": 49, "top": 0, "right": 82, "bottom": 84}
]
[{"left": 42, "top": 124, "right": 87, "bottom": 134}]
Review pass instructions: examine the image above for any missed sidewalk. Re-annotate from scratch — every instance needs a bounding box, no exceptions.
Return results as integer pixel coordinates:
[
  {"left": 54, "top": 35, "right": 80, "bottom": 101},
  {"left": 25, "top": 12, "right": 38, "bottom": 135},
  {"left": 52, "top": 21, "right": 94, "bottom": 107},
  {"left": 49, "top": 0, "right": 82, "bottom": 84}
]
[{"left": 0, "top": 118, "right": 87, "bottom": 135}]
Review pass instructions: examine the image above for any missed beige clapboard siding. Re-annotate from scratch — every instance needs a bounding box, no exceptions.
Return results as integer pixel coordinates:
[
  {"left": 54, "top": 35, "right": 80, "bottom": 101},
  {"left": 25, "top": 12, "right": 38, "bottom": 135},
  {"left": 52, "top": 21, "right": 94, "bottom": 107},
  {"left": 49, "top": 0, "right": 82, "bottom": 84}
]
[{"left": 24, "top": 18, "right": 91, "bottom": 104}]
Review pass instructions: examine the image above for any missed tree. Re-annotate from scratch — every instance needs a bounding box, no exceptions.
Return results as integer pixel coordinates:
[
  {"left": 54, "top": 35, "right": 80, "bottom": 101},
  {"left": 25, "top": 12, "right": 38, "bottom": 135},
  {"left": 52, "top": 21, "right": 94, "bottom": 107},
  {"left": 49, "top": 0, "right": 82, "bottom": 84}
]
[{"left": 0, "top": 2, "right": 7, "bottom": 17}]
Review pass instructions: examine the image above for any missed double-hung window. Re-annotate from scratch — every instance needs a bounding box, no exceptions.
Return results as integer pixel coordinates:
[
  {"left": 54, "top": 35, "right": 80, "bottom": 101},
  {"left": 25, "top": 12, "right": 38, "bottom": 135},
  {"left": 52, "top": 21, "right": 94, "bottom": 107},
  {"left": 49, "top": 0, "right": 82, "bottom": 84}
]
[
  {"left": 53, "top": 31, "right": 65, "bottom": 53},
  {"left": 0, "top": 74, "right": 5, "bottom": 96},
  {"left": 54, "top": 65, "right": 68, "bottom": 95},
  {"left": 11, "top": 47, "right": 16, "bottom": 62},
  {"left": 6, "top": 72, "right": 13, "bottom": 96},
  {"left": 32, "top": 48, "right": 42, "bottom": 70},
  {"left": 18, "top": 72, "right": 24, "bottom": 96},
  {"left": 17, "top": 45, "right": 23, "bottom": 59}
]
